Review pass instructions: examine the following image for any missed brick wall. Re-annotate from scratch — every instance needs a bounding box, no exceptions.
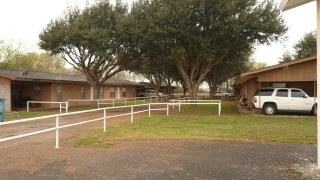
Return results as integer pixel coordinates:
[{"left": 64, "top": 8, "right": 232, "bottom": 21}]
[{"left": 0, "top": 77, "right": 11, "bottom": 112}]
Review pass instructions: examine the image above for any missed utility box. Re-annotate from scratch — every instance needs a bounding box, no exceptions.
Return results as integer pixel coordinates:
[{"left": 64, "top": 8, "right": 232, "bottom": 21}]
[{"left": 0, "top": 99, "right": 5, "bottom": 122}]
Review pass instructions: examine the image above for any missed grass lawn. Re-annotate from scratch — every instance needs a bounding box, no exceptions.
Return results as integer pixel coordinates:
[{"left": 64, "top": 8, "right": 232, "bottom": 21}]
[{"left": 74, "top": 114, "right": 316, "bottom": 148}]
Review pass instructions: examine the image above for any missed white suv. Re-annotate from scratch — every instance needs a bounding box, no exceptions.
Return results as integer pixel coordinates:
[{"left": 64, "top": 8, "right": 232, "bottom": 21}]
[{"left": 252, "top": 88, "right": 317, "bottom": 115}]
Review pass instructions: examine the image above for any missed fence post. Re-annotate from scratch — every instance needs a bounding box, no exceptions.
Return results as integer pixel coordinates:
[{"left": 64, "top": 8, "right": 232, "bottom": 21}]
[
  {"left": 172, "top": 100, "right": 175, "bottom": 109},
  {"left": 179, "top": 100, "right": 181, "bottom": 112},
  {"left": 149, "top": 104, "right": 151, "bottom": 117},
  {"left": 27, "top": 101, "right": 30, "bottom": 112},
  {"left": 66, "top": 102, "right": 69, "bottom": 113},
  {"left": 55, "top": 116, "right": 60, "bottom": 148},
  {"left": 219, "top": 103, "right": 221, "bottom": 116},
  {"left": 59, "top": 102, "right": 62, "bottom": 114},
  {"left": 131, "top": 106, "right": 134, "bottom": 123},
  {"left": 103, "top": 109, "right": 107, "bottom": 132},
  {"left": 113, "top": 99, "right": 115, "bottom": 107},
  {"left": 167, "top": 103, "right": 169, "bottom": 116}
]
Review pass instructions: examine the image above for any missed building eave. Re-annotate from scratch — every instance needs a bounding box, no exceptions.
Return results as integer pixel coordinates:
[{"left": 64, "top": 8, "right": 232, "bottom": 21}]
[{"left": 280, "top": 0, "right": 314, "bottom": 11}]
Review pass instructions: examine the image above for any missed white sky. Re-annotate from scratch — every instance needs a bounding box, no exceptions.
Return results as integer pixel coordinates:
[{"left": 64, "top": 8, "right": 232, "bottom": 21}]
[{"left": 0, "top": 0, "right": 316, "bottom": 65}]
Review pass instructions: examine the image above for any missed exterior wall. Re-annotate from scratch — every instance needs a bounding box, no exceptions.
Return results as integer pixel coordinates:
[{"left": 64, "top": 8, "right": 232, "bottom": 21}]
[
  {"left": 239, "top": 78, "right": 259, "bottom": 100},
  {"left": 11, "top": 82, "right": 51, "bottom": 109},
  {"left": 102, "top": 85, "right": 136, "bottom": 99},
  {"left": 258, "top": 60, "right": 316, "bottom": 82},
  {"left": 0, "top": 77, "right": 11, "bottom": 112}
]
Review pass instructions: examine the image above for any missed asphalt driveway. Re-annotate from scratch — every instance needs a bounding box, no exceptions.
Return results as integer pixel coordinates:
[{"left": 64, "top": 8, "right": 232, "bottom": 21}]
[{"left": 0, "top": 139, "right": 318, "bottom": 180}]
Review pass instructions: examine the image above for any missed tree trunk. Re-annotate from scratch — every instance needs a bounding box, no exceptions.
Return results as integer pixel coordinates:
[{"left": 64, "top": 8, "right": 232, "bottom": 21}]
[
  {"left": 188, "top": 83, "right": 199, "bottom": 100},
  {"left": 182, "top": 87, "right": 187, "bottom": 97},
  {"left": 209, "top": 85, "right": 216, "bottom": 99},
  {"left": 91, "top": 84, "right": 101, "bottom": 108}
]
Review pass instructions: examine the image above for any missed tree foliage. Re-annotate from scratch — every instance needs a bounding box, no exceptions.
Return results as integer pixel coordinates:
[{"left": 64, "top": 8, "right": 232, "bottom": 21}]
[
  {"left": 127, "top": 0, "right": 287, "bottom": 99},
  {"left": 293, "top": 31, "right": 316, "bottom": 59},
  {"left": 0, "top": 40, "right": 67, "bottom": 73},
  {"left": 279, "top": 50, "right": 293, "bottom": 64},
  {"left": 39, "top": 0, "right": 131, "bottom": 99}
]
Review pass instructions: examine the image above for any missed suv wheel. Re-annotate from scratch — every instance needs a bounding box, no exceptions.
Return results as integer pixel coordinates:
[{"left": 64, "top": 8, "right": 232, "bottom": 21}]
[{"left": 263, "top": 103, "right": 277, "bottom": 115}]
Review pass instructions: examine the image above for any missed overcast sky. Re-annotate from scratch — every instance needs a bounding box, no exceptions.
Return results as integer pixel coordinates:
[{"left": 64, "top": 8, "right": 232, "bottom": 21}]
[{"left": 0, "top": 0, "right": 317, "bottom": 65}]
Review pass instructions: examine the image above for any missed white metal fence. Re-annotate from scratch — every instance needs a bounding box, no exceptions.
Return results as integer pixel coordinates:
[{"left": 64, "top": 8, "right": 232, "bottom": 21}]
[
  {"left": 170, "top": 99, "right": 221, "bottom": 116},
  {"left": 27, "top": 95, "right": 169, "bottom": 113},
  {"left": 2, "top": 99, "right": 221, "bottom": 148},
  {"left": 27, "top": 101, "right": 68, "bottom": 113}
]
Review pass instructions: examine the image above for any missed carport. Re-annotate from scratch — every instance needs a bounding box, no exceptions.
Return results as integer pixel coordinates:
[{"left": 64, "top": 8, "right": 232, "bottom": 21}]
[{"left": 234, "top": 56, "right": 317, "bottom": 100}]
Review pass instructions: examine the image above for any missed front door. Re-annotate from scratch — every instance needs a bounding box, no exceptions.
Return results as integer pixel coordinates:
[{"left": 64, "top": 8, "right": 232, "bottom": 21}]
[
  {"left": 290, "top": 89, "right": 312, "bottom": 111},
  {"left": 275, "top": 89, "right": 290, "bottom": 110}
]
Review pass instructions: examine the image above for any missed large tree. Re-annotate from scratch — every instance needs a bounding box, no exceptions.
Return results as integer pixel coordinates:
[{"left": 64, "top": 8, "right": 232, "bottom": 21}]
[
  {"left": 129, "top": 0, "right": 287, "bottom": 100},
  {"left": 39, "top": 1, "right": 130, "bottom": 99},
  {"left": 206, "top": 50, "right": 251, "bottom": 98}
]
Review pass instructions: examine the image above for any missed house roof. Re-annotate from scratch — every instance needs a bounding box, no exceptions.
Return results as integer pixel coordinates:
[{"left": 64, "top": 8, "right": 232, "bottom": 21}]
[
  {"left": 234, "top": 56, "right": 316, "bottom": 85},
  {"left": 0, "top": 68, "right": 142, "bottom": 86},
  {"left": 280, "top": 0, "right": 314, "bottom": 11},
  {"left": 139, "top": 81, "right": 177, "bottom": 88}
]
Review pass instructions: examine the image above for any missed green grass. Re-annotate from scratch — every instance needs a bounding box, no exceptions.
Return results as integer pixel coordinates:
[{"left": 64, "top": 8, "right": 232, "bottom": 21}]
[
  {"left": 74, "top": 115, "right": 316, "bottom": 148},
  {"left": 178, "top": 100, "right": 239, "bottom": 115},
  {"left": 5, "top": 111, "right": 55, "bottom": 121}
]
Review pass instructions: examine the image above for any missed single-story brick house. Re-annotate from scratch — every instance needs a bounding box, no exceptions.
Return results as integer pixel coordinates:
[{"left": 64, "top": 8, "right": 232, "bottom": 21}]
[
  {"left": 0, "top": 68, "right": 143, "bottom": 112},
  {"left": 234, "top": 56, "right": 317, "bottom": 100}
]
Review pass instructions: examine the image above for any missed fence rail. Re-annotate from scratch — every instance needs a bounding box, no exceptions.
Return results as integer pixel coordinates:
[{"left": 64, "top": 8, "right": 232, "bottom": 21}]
[
  {"left": 2, "top": 99, "right": 221, "bottom": 148},
  {"left": 27, "top": 101, "right": 68, "bottom": 113},
  {"left": 27, "top": 95, "right": 169, "bottom": 114}
]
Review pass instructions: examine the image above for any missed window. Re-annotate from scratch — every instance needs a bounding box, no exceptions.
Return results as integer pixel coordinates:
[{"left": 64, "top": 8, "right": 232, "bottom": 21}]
[
  {"left": 33, "top": 85, "right": 40, "bottom": 96},
  {"left": 122, "top": 87, "right": 126, "bottom": 97},
  {"left": 276, "top": 89, "right": 288, "bottom": 97},
  {"left": 291, "top": 89, "right": 306, "bottom": 98},
  {"left": 99, "top": 87, "right": 104, "bottom": 99},
  {"left": 56, "top": 85, "right": 62, "bottom": 101},
  {"left": 255, "top": 88, "right": 274, "bottom": 96},
  {"left": 110, "top": 87, "right": 115, "bottom": 98},
  {"left": 80, "top": 86, "right": 85, "bottom": 99}
]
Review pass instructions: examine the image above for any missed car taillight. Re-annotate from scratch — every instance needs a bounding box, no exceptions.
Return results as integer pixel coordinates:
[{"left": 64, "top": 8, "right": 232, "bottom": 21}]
[{"left": 252, "top": 97, "right": 257, "bottom": 103}]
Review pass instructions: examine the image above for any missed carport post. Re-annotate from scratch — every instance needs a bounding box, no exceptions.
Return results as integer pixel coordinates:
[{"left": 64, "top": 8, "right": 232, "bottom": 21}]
[
  {"left": 103, "top": 109, "right": 107, "bottom": 132},
  {"left": 55, "top": 116, "right": 60, "bottom": 148},
  {"left": 317, "top": 0, "right": 320, "bottom": 168}
]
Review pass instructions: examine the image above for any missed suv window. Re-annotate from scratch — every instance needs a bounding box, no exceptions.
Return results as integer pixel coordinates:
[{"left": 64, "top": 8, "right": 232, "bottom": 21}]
[
  {"left": 255, "top": 88, "right": 274, "bottom": 96},
  {"left": 291, "top": 89, "right": 306, "bottom": 98},
  {"left": 276, "top": 89, "right": 288, "bottom": 97}
]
